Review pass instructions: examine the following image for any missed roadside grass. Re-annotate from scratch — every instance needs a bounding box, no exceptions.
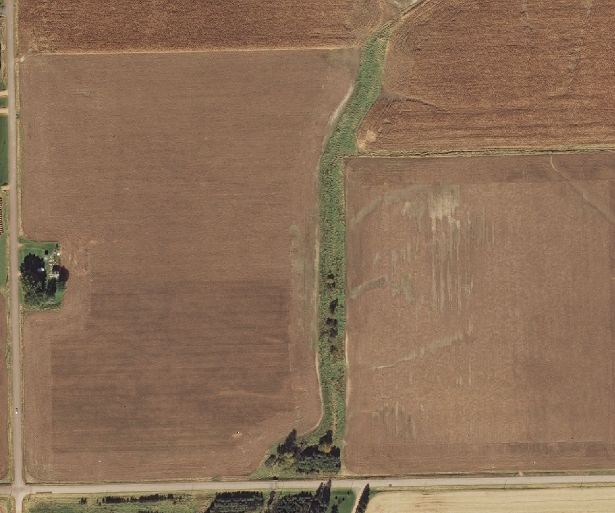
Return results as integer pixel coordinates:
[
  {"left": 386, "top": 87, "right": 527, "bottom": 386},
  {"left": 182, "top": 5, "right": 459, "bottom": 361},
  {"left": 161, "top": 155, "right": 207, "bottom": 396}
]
[
  {"left": 23, "top": 488, "right": 350, "bottom": 513},
  {"left": 0, "top": 496, "right": 12, "bottom": 513},
  {"left": 251, "top": 24, "right": 393, "bottom": 480},
  {"left": 328, "top": 490, "right": 356, "bottom": 513},
  {"left": 0, "top": 116, "right": 7, "bottom": 186},
  {"left": 23, "top": 493, "right": 214, "bottom": 513}
]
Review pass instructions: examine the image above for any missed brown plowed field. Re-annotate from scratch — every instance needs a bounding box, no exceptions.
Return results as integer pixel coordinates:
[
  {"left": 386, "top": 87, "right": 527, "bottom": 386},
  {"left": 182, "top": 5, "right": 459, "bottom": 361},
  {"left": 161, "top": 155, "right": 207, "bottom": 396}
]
[
  {"left": 358, "top": 0, "right": 615, "bottom": 152},
  {"left": 345, "top": 152, "right": 615, "bottom": 475},
  {"left": 18, "top": 0, "right": 380, "bottom": 53},
  {"left": 0, "top": 295, "right": 8, "bottom": 480},
  {"left": 19, "top": 49, "right": 358, "bottom": 482}
]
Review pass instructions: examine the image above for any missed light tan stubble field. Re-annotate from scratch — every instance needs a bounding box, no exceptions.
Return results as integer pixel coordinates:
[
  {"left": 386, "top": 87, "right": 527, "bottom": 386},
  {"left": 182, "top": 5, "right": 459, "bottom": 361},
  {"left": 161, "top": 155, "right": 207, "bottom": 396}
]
[{"left": 366, "top": 487, "right": 615, "bottom": 513}]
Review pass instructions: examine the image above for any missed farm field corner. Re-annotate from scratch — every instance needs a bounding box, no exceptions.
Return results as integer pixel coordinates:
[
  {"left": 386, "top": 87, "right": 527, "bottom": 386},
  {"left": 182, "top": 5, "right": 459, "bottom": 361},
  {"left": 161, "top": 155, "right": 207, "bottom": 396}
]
[
  {"left": 358, "top": 0, "right": 615, "bottom": 152},
  {"left": 365, "top": 486, "right": 615, "bottom": 513},
  {"left": 345, "top": 152, "right": 615, "bottom": 475},
  {"left": 17, "top": 49, "right": 357, "bottom": 482}
]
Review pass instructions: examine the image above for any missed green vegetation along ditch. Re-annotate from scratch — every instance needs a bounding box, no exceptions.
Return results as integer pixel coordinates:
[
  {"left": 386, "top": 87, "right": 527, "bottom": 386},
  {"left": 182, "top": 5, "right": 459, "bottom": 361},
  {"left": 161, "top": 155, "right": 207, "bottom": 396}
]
[
  {"left": 19, "top": 240, "right": 68, "bottom": 310},
  {"left": 253, "top": 24, "right": 394, "bottom": 478}
]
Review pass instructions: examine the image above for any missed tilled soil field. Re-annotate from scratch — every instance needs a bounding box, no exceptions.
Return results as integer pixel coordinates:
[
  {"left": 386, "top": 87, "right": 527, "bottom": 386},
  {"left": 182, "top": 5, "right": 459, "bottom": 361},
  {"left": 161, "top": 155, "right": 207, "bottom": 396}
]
[
  {"left": 18, "top": 0, "right": 380, "bottom": 53},
  {"left": 366, "top": 488, "right": 615, "bottom": 513},
  {"left": 345, "top": 152, "right": 615, "bottom": 474},
  {"left": 0, "top": 295, "right": 8, "bottom": 480},
  {"left": 358, "top": 0, "right": 615, "bottom": 152},
  {"left": 19, "top": 49, "right": 358, "bottom": 482}
]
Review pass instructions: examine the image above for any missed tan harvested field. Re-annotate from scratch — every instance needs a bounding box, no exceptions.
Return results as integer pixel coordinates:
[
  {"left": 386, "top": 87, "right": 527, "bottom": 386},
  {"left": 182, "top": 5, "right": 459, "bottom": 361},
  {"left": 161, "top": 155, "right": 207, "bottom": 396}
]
[
  {"left": 345, "top": 152, "right": 615, "bottom": 475},
  {"left": 18, "top": 0, "right": 380, "bottom": 53},
  {"left": 366, "top": 487, "right": 615, "bottom": 513},
  {"left": 358, "top": 0, "right": 615, "bottom": 152},
  {"left": 19, "top": 49, "right": 358, "bottom": 482}
]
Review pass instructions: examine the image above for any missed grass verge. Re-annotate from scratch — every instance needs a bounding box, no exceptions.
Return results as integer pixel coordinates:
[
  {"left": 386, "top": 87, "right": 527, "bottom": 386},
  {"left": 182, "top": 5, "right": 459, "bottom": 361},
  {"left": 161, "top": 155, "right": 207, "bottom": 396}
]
[
  {"left": 251, "top": 24, "right": 393, "bottom": 479},
  {"left": 0, "top": 496, "right": 12, "bottom": 513},
  {"left": 22, "top": 487, "right": 351, "bottom": 513},
  {"left": 0, "top": 116, "right": 7, "bottom": 187},
  {"left": 23, "top": 493, "right": 214, "bottom": 513}
]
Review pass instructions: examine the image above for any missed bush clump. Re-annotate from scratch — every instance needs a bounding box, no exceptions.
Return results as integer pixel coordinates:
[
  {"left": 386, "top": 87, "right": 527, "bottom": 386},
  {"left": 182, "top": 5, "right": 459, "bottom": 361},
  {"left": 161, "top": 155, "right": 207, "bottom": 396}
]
[
  {"left": 20, "top": 251, "right": 68, "bottom": 309},
  {"left": 267, "top": 429, "right": 341, "bottom": 475}
]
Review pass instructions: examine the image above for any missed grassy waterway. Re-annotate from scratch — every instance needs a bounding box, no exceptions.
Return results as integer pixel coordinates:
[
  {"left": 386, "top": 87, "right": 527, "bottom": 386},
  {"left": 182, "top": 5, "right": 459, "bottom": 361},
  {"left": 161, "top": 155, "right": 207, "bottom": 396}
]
[{"left": 252, "top": 23, "right": 394, "bottom": 478}]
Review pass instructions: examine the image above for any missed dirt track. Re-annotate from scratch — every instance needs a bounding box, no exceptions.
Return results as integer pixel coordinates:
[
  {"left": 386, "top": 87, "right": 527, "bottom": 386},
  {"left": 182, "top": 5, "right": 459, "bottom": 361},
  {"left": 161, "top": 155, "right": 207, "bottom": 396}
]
[
  {"left": 18, "top": 49, "right": 358, "bottom": 482},
  {"left": 358, "top": 0, "right": 615, "bottom": 151},
  {"left": 345, "top": 152, "right": 615, "bottom": 475}
]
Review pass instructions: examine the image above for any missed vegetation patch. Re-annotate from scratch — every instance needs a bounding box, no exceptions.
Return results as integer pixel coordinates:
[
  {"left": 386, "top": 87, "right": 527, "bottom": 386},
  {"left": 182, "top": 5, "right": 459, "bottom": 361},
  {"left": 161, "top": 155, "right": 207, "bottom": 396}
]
[
  {"left": 24, "top": 493, "right": 212, "bottom": 513},
  {"left": 205, "top": 492, "right": 264, "bottom": 513},
  {"left": 252, "top": 23, "right": 394, "bottom": 479},
  {"left": 0, "top": 116, "right": 7, "bottom": 186},
  {"left": 0, "top": 496, "right": 11, "bottom": 513},
  {"left": 355, "top": 486, "right": 370, "bottom": 513},
  {"left": 0, "top": 192, "right": 8, "bottom": 290},
  {"left": 22, "top": 486, "right": 349, "bottom": 513},
  {"left": 265, "top": 480, "right": 332, "bottom": 513},
  {"left": 262, "top": 429, "right": 341, "bottom": 476},
  {"left": 19, "top": 240, "right": 68, "bottom": 310}
]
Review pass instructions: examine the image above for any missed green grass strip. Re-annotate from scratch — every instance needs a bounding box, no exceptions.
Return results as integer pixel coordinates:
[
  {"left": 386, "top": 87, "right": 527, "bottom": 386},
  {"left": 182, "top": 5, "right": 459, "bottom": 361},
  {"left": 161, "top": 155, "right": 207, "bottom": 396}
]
[
  {"left": 312, "top": 25, "right": 393, "bottom": 448},
  {"left": 0, "top": 116, "right": 7, "bottom": 186},
  {"left": 251, "top": 25, "right": 393, "bottom": 479}
]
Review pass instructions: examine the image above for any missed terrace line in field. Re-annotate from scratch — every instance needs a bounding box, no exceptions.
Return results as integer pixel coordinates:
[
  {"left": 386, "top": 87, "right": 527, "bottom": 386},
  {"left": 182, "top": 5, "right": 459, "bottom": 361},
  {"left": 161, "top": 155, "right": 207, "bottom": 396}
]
[
  {"left": 19, "top": 49, "right": 358, "bottom": 482},
  {"left": 345, "top": 152, "right": 615, "bottom": 474},
  {"left": 358, "top": 0, "right": 615, "bottom": 151}
]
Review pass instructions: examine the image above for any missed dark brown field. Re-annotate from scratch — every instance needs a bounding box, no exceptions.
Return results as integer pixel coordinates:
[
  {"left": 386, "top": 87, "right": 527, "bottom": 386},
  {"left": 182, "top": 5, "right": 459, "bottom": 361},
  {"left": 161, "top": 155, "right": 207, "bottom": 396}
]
[
  {"left": 19, "top": 49, "right": 358, "bottom": 482},
  {"left": 345, "top": 152, "right": 615, "bottom": 474},
  {"left": 18, "top": 0, "right": 380, "bottom": 53},
  {"left": 358, "top": 0, "right": 615, "bottom": 152},
  {"left": 0, "top": 294, "right": 8, "bottom": 480}
]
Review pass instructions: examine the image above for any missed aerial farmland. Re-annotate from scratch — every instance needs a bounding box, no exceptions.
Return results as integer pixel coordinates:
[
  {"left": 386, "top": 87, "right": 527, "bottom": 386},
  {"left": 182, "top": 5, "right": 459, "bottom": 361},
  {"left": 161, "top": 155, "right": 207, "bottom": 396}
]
[
  {"left": 358, "top": 0, "right": 615, "bottom": 151},
  {"left": 345, "top": 153, "right": 615, "bottom": 474},
  {"left": 0, "top": 0, "right": 614, "bottom": 511},
  {"left": 19, "top": 50, "right": 358, "bottom": 482},
  {"left": 17, "top": 0, "right": 380, "bottom": 52}
]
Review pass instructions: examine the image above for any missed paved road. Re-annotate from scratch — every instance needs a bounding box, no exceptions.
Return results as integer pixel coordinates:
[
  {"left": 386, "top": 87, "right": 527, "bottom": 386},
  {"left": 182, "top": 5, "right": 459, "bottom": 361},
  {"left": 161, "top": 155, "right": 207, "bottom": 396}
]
[
  {"left": 6, "top": 0, "right": 24, "bottom": 507},
  {"left": 3, "top": 475, "right": 615, "bottom": 512}
]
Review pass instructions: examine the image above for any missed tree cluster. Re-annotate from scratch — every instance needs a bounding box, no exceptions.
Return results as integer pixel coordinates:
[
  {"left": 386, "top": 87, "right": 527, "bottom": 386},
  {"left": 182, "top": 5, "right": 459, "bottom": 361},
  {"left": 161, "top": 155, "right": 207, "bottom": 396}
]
[
  {"left": 271, "top": 429, "right": 341, "bottom": 474},
  {"left": 205, "top": 492, "right": 264, "bottom": 513},
  {"left": 101, "top": 494, "right": 175, "bottom": 504},
  {"left": 355, "top": 485, "right": 370, "bottom": 513},
  {"left": 265, "top": 480, "right": 331, "bottom": 513},
  {"left": 20, "top": 253, "right": 69, "bottom": 308}
]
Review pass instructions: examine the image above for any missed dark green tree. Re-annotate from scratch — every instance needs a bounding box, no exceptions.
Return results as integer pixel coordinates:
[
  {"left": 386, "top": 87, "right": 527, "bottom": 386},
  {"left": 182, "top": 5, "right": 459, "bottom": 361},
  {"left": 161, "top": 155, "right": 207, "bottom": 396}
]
[{"left": 356, "top": 485, "right": 370, "bottom": 513}]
